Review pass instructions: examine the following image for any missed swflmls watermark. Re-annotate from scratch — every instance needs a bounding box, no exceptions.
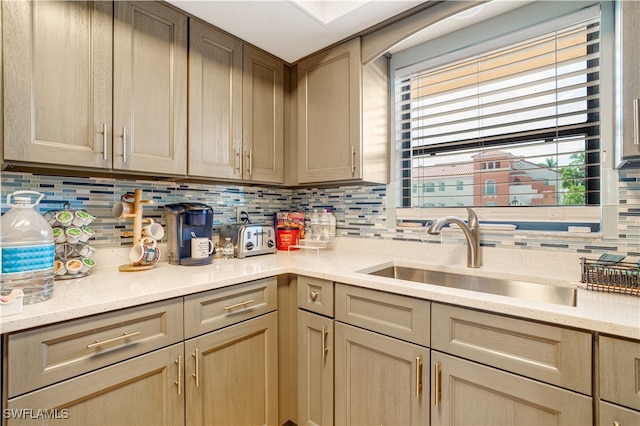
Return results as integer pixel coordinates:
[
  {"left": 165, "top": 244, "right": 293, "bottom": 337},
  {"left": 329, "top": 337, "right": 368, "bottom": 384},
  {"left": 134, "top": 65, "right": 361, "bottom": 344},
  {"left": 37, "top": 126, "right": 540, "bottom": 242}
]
[{"left": 3, "top": 409, "right": 70, "bottom": 420}]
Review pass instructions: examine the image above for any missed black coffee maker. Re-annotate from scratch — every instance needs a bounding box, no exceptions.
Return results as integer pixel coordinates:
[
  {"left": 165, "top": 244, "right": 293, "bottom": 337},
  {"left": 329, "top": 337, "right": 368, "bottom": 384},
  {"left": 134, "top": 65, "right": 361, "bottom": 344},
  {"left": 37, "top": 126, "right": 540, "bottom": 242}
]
[{"left": 165, "top": 203, "right": 214, "bottom": 265}]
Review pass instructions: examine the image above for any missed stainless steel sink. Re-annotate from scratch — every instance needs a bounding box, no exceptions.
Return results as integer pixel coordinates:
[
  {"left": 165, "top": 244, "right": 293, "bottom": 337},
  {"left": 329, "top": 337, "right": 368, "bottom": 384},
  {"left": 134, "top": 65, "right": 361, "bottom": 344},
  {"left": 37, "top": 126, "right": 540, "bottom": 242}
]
[{"left": 361, "top": 264, "right": 577, "bottom": 307}]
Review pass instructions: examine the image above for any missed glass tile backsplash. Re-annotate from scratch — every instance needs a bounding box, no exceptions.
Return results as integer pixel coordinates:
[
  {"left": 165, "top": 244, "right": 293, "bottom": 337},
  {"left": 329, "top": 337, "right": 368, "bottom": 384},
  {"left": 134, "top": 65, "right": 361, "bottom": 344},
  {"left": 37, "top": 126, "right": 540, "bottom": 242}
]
[{"left": 1, "top": 170, "right": 639, "bottom": 256}]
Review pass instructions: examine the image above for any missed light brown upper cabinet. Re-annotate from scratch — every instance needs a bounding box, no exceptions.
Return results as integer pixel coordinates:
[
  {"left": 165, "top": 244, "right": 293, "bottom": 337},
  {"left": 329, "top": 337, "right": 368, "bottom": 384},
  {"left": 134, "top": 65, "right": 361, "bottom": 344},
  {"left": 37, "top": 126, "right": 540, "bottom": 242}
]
[
  {"left": 188, "top": 20, "right": 243, "bottom": 180},
  {"left": 113, "top": 1, "right": 187, "bottom": 176},
  {"left": 3, "top": 1, "right": 113, "bottom": 168},
  {"left": 3, "top": 1, "right": 188, "bottom": 177},
  {"left": 242, "top": 46, "right": 285, "bottom": 183},
  {"left": 618, "top": 0, "right": 640, "bottom": 166},
  {"left": 297, "top": 37, "right": 388, "bottom": 184},
  {"left": 188, "top": 25, "right": 284, "bottom": 184}
]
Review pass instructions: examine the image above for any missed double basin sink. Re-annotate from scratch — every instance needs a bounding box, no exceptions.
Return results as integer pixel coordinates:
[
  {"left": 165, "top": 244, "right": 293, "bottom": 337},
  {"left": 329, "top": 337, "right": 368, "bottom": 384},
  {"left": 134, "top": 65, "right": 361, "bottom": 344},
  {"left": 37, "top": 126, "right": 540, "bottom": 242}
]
[{"left": 359, "top": 263, "right": 577, "bottom": 307}]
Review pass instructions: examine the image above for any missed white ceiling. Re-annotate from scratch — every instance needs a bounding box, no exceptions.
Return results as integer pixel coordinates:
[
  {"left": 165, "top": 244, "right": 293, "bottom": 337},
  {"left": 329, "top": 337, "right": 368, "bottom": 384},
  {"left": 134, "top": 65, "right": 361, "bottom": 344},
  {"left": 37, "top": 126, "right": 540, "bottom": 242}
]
[{"left": 167, "top": 0, "right": 426, "bottom": 63}]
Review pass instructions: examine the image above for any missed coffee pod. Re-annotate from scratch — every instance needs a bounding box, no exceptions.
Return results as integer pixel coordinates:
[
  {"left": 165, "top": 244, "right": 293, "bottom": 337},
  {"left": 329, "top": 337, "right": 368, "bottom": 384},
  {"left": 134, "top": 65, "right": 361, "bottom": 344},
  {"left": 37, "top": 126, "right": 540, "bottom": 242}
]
[
  {"left": 73, "top": 210, "right": 92, "bottom": 226},
  {"left": 77, "top": 243, "right": 96, "bottom": 257},
  {"left": 54, "top": 260, "right": 66, "bottom": 276},
  {"left": 44, "top": 210, "right": 58, "bottom": 225},
  {"left": 65, "top": 227, "right": 83, "bottom": 244},
  {"left": 65, "top": 259, "right": 83, "bottom": 274},
  {"left": 55, "top": 211, "right": 73, "bottom": 227},
  {"left": 80, "top": 227, "right": 95, "bottom": 243},
  {"left": 80, "top": 257, "right": 95, "bottom": 273},
  {"left": 53, "top": 227, "right": 66, "bottom": 243}
]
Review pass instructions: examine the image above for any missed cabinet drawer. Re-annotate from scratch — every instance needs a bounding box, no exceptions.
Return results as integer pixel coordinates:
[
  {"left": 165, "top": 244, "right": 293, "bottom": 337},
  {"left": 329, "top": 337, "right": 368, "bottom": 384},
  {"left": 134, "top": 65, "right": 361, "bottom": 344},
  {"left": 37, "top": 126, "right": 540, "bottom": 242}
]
[
  {"left": 7, "top": 298, "right": 183, "bottom": 398},
  {"left": 335, "top": 283, "right": 430, "bottom": 347},
  {"left": 599, "top": 401, "right": 640, "bottom": 425},
  {"left": 7, "top": 343, "right": 185, "bottom": 426},
  {"left": 297, "top": 275, "right": 334, "bottom": 317},
  {"left": 431, "top": 303, "right": 592, "bottom": 395},
  {"left": 600, "top": 335, "right": 640, "bottom": 411},
  {"left": 184, "top": 277, "right": 277, "bottom": 338}
]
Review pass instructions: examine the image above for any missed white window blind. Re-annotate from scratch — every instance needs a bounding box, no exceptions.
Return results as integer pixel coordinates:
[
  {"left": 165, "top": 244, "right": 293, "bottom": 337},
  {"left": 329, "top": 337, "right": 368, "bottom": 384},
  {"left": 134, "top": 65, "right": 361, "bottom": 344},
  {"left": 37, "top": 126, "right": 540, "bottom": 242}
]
[{"left": 395, "top": 10, "right": 601, "bottom": 209}]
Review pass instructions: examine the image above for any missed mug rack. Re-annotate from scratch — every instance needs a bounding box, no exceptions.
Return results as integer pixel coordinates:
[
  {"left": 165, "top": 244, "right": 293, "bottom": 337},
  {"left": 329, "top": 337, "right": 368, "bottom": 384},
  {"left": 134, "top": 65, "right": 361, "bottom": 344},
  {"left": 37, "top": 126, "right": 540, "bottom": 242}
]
[{"left": 116, "top": 189, "right": 156, "bottom": 272}]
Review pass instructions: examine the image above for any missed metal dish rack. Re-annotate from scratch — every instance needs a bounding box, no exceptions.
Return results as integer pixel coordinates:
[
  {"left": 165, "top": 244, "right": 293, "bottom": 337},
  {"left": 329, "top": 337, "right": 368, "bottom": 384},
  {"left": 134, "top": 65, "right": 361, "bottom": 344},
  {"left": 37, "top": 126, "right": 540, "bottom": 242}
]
[{"left": 581, "top": 257, "right": 640, "bottom": 296}]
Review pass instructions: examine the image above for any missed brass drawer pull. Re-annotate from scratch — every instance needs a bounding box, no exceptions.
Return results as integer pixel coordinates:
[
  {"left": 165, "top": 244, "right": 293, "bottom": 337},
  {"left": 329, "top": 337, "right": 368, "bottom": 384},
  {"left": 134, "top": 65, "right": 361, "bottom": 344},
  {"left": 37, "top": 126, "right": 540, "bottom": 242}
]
[
  {"left": 434, "top": 361, "right": 441, "bottom": 407},
  {"left": 224, "top": 299, "right": 255, "bottom": 311},
  {"left": 310, "top": 291, "right": 319, "bottom": 301},
  {"left": 416, "top": 356, "right": 423, "bottom": 398},
  {"left": 175, "top": 355, "right": 182, "bottom": 395},
  {"left": 87, "top": 331, "right": 141, "bottom": 349},
  {"left": 192, "top": 349, "right": 200, "bottom": 387},
  {"left": 322, "top": 326, "right": 329, "bottom": 360}
]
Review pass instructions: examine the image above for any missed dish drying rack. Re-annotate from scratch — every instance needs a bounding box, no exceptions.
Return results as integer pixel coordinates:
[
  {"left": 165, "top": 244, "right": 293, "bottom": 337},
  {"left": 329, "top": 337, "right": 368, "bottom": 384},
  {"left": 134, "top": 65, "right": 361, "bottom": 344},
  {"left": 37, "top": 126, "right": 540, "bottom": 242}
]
[{"left": 581, "top": 257, "right": 640, "bottom": 297}]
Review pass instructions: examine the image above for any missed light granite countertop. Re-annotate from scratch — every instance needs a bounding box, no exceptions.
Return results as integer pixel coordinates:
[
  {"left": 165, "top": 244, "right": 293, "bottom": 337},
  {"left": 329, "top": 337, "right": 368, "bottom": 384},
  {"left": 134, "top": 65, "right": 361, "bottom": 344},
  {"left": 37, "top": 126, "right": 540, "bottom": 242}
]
[{"left": 1, "top": 238, "right": 639, "bottom": 339}]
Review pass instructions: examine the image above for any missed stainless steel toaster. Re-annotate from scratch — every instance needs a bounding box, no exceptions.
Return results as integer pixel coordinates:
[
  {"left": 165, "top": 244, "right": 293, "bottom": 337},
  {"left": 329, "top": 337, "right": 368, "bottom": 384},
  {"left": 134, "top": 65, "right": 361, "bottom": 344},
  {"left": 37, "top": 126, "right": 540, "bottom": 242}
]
[{"left": 219, "top": 224, "right": 276, "bottom": 258}]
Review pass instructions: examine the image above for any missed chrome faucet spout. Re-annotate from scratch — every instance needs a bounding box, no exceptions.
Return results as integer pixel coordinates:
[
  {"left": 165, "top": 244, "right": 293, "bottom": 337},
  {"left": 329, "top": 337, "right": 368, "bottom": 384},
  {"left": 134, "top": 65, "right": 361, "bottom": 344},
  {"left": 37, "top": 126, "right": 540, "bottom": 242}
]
[{"left": 427, "top": 208, "right": 481, "bottom": 268}]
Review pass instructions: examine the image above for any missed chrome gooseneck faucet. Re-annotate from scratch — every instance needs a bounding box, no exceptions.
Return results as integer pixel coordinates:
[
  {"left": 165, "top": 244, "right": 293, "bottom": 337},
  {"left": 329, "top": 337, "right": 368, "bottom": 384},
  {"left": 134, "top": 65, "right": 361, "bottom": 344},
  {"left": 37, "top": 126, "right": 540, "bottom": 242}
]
[{"left": 427, "top": 208, "right": 481, "bottom": 268}]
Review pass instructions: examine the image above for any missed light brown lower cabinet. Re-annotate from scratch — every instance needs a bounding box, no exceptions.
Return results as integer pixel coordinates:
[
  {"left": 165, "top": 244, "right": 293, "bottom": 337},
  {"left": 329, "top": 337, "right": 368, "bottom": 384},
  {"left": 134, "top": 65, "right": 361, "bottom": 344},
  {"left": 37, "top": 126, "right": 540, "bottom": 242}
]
[
  {"left": 6, "top": 343, "right": 184, "bottom": 426},
  {"left": 334, "top": 322, "right": 429, "bottom": 426},
  {"left": 431, "top": 351, "right": 592, "bottom": 425},
  {"left": 298, "top": 309, "right": 334, "bottom": 426},
  {"left": 599, "top": 401, "right": 640, "bottom": 425},
  {"left": 185, "top": 312, "right": 278, "bottom": 426}
]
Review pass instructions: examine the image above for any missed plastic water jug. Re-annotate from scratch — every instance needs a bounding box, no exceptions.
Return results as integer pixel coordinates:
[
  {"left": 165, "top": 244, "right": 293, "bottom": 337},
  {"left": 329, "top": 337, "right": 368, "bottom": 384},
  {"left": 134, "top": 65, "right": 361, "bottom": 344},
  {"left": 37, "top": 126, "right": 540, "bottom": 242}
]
[{"left": 1, "top": 191, "right": 55, "bottom": 304}]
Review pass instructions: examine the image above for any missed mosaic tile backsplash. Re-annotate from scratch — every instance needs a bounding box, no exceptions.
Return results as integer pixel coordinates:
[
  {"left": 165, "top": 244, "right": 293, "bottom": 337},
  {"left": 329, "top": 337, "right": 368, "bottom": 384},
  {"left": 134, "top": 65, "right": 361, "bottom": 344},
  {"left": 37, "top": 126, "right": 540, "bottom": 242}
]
[{"left": 1, "top": 170, "right": 639, "bottom": 257}]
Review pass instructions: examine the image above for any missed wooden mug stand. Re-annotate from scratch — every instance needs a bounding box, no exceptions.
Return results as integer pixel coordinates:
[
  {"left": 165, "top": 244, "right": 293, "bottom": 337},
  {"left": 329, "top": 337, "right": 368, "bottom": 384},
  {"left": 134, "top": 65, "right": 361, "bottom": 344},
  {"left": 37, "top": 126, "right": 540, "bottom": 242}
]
[{"left": 118, "top": 189, "right": 156, "bottom": 272}]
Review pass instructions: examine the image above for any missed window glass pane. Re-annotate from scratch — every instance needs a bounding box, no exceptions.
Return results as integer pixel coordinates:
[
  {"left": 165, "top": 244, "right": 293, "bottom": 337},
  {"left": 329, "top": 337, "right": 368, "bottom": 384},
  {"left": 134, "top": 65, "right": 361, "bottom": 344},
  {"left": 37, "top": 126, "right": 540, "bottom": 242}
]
[{"left": 395, "top": 11, "right": 601, "bottom": 209}]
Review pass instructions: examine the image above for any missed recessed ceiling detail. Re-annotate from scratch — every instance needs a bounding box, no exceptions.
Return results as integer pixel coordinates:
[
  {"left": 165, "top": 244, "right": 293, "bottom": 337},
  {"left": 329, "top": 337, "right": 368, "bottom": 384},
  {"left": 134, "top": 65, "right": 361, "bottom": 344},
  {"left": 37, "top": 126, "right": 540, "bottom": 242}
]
[{"left": 289, "top": 0, "right": 373, "bottom": 25}]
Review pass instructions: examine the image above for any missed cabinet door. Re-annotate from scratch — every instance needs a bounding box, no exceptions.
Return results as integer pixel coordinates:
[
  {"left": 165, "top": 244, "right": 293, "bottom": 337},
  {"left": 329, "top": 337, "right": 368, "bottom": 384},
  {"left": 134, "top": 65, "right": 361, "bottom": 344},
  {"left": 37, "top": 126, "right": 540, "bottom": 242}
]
[
  {"left": 298, "top": 310, "right": 334, "bottom": 426},
  {"left": 334, "top": 322, "right": 429, "bottom": 426},
  {"left": 297, "top": 38, "right": 362, "bottom": 183},
  {"left": 599, "top": 336, "right": 640, "bottom": 411},
  {"left": 113, "top": 1, "right": 187, "bottom": 175},
  {"left": 6, "top": 343, "right": 184, "bottom": 426},
  {"left": 3, "top": 0, "right": 112, "bottom": 168},
  {"left": 431, "top": 351, "right": 592, "bottom": 426},
  {"left": 185, "top": 312, "right": 278, "bottom": 426},
  {"left": 599, "top": 401, "right": 640, "bottom": 426},
  {"left": 188, "top": 20, "right": 243, "bottom": 179},
  {"left": 243, "top": 45, "right": 284, "bottom": 183},
  {"left": 620, "top": 0, "right": 640, "bottom": 161}
]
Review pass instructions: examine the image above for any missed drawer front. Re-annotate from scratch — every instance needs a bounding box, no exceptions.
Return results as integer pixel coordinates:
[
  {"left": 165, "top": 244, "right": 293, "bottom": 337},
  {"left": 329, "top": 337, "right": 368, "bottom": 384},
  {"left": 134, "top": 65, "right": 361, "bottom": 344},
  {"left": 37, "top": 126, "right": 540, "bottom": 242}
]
[
  {"left": 7, "top": 298, "right": 183, "bottom": 398},
  {"left": 297, "top": 275, "right": 334, "bottom": 317},
  {"left": 335, "top": 283, "right": 430, "bottom": 347},
  {"left": 600, "top": 336, "right": 640, "bottom": 411},
  {"left": 431, "top": 303, "right": 592, "bottom": 395},
  {"left": 599, "top": 401, "right": 640, "bottom": 426},
  {"left": 184, "top": 277, "right": 277, "bottom": 338}
]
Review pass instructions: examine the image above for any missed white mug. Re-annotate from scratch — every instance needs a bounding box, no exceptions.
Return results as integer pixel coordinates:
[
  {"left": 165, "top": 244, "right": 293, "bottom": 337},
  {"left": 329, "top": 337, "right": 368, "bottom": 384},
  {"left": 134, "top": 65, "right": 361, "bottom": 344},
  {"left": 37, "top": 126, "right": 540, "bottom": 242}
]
[
  {"left": 112, "top": 193, "right": 135, "bottom": 218},
  {"left": 141, "top": 218, "right": 165, "bottom": 241},
  {"left": 191, "top": 237, "right": 214, "bottom": 259}
]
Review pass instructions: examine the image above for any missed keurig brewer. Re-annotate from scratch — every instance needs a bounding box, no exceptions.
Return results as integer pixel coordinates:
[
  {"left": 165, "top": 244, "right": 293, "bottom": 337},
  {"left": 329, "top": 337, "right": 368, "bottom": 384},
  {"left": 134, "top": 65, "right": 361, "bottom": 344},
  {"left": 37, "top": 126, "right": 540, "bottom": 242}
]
[{"left": 165, "top": 203, "right": 214, "bottom": 265}]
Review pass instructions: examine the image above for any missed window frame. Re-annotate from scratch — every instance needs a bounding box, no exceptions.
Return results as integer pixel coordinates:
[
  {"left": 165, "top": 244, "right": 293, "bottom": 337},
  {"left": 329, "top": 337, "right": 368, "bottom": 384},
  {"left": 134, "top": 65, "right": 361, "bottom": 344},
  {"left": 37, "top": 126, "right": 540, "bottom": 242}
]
[{"left": 389, "top": 0, "right": 616, "bottom": 233}]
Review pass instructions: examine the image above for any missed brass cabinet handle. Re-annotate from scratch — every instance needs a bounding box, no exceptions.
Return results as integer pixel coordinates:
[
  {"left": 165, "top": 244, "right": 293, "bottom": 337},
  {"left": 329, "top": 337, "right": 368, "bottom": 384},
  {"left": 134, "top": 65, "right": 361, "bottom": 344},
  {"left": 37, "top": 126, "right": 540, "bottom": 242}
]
[
  {"left": 351, "top": 146, "right": 356, "bottom": 175},
  {"left": 322, "top": 326, "right": 329, "bottom": 360},
  {"left": 633, "top": 98, "right": 640, "bottom": 146},
  {"left": 87, "top": 331, "right": 140, "bottom": 349},
  {"left": 310, "top": 291, "right": 319, "bottom": 301},
  {"left": 248, "top": 149, "right": 253, "bottom": 176},
  {"left": 434, "top": 361, "right": 441, "bottom": 407},
  {"left": 613, "top": 422, "right": 621, "bottom": 426},
  {"left": 122, "top": 127, "right": 127, "bottom": 163},
  {"left": 415, "top": 356, "right": 423, "bottom": 398},
  {"left": 175, "top": 355, "right": 182, "bottom": 395},
  {"left": 235, "top": 149, "right": 241, "bottom": 174},
  {"left": 192, "top": 349, "right": 199, "bottom": 387},
  {"left": 224, "top": 299, "right": 255, "bottom": 311},
  {"left": 102, "top": 123, "right": 108, "bottom": 160}
]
